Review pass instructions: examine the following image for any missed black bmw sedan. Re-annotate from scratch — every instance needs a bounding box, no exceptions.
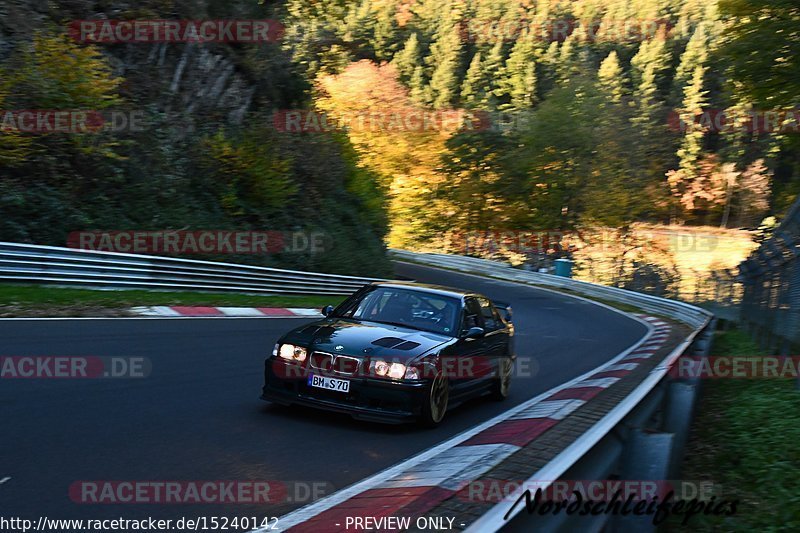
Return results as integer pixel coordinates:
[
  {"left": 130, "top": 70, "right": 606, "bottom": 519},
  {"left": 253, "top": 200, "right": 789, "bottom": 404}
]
[{"left": 261, "top": 282, "right": 515, "bottom": 426}]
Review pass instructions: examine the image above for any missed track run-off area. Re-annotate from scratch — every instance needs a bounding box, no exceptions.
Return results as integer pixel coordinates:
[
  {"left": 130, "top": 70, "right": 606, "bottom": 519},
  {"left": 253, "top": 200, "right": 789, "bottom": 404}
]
[{"left": 1, "top": 263, "right": 649, "bottom": 529}]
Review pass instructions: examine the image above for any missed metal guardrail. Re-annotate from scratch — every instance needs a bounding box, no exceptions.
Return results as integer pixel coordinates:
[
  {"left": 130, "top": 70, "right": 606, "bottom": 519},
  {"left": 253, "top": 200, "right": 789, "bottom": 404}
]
[
  {"left": 502, "top": 321, "right": 716, "bottom": 533},
  {"left": 390, "top": 250, "right": 711, "bottom": 328},
  {"left": 389, "top": 249, "right": 714, "bottom": 533},
  {"left": 0, "top": 242, "right": 383, "bottom": 295},
  {"left": 2, "top": 242, "right": 715, "bottom": 531}
]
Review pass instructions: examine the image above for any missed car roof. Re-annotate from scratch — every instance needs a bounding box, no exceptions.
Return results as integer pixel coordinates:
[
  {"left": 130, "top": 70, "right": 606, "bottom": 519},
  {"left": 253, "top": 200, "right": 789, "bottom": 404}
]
[{"left": 371, "top": 281, "right": 482, "bottom": 300}]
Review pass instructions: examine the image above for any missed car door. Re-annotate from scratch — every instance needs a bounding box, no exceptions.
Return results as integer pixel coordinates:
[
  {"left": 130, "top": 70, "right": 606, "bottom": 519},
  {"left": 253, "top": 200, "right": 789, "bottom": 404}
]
[
  {"left": 447, "top": 297, "right": 493, "bottom": 397},
  {"left": 476, "top": 297, "right": 512, "bottom": 384}
]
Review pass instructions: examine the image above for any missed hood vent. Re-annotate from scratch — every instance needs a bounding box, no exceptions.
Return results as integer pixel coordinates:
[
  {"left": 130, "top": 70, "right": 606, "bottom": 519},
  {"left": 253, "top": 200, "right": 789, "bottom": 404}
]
[
  {"left": 394, "top": 341, "right": 421, "bottom": 351},
  {"left": 371, "top": 337, "right": 405, "bottom": 348},
  {"left": 371, "top": 337, "right": 421, "bottom": 351}
]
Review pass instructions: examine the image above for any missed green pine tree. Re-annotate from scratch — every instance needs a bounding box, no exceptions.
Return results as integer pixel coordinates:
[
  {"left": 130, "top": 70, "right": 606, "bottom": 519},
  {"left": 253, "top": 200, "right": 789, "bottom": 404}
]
[
  {"left": 672, "top": 25, "right": 709, "bottom": 102},
  {"left": 409, "top": 65, "right": 428, "bottom": 105},
  {"left": 500, "top": 30, "right": 537, "bottom": 111},
  {"left": 667, "top": 65, "right": 709, "bottom": 221},
  {"left": 556, "top": 32, "right": 580, "bottom": 84},
  {"left": 481, "top": 39, "right": 506, "bottom": 109},
  {"left": 372, "top": 1, "right": 399, "bottom": 61},
  {"left": 393, "top": 33, "right": 422, "bottom": 84},
  {"left": 678, "top": 66, "right": 708, "bottom": 178},
  {"left": 597, "top": 50, "right": 625, "bottom": 103},
  {"left": 428, "top": 20, "right": 464, "bottom": 109},
  {"left": 630, "top": 36, "right": 670, "bottom": 89},
  {"left": 461, "top": 52, "right": 485, "bottom": 107}
]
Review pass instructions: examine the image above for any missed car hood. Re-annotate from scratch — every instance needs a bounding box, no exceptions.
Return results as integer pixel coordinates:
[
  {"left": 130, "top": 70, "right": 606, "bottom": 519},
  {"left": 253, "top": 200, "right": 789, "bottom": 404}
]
[{"left": 282, "top": 319, "right": 453, "bottom": 361}]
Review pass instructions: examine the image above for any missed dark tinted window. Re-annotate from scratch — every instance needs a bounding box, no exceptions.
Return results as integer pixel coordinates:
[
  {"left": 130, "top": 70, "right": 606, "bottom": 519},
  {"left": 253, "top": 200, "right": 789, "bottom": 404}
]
[
  {"left": 334, "top": 286, "right": 459, "bottom": 335},
  {"left": 478, "top": 297, "right": 500, "bottom": 331},
  {"left": 462, "top": 297, "right": 483, "bottom": 334}
]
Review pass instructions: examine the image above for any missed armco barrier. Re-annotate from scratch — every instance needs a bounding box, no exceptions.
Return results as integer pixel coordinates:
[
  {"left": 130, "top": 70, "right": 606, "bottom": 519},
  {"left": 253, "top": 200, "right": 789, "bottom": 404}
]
[
  {"left": 0, "top": 242, "right": 715, "bottom": 532},
  {"left": 389, "top": 250, "right": 714, "bottom": 532},
  {"left": 390, "top": 250, "right": 711, "bottom": 328},
  {"left": 0, "top": 242, "right": 382, "bottom": 295}
]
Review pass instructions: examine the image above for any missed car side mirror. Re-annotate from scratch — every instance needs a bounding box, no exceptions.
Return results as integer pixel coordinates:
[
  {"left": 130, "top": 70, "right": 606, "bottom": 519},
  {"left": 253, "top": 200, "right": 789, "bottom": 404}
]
[
  {"left": 493, "top": 302, "right": 512, "bottom": 323},
  {"left": 464, "top": 326, "right": 485, "bottom": 339},
  {"left": 322, "top": 305, "right": 335, "bottom": 317}
]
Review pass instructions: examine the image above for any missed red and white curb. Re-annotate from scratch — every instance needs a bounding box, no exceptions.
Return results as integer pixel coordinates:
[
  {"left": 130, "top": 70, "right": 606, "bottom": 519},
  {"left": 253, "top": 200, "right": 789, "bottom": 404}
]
[
  {"left": 130, "top": 306, "right": 322, "bottom": 318},
  {"left": 259, "top": 315, "right": 669, "bottom": 533}
]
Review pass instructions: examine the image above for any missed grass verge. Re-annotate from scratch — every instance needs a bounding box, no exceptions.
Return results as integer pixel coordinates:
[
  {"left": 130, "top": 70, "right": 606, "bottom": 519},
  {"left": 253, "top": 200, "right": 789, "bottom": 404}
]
[
  {"left": 674, "top": 328, "right": 800, "bottom": 530},
  {"left": 0, "top": 283, "right": 344, "bottom": 317}
]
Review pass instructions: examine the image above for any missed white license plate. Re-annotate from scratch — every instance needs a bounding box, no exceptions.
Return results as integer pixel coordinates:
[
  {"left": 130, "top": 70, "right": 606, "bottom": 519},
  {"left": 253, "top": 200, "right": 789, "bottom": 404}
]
[{"left": 308, "top": 374, "right": 350, "bottom": 393}]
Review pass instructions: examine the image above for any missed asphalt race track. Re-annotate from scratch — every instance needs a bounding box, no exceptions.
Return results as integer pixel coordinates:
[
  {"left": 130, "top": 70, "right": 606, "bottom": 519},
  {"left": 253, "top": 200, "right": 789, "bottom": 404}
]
[{"left": 0, "top": 264, "right": 647, "bottom": 527}]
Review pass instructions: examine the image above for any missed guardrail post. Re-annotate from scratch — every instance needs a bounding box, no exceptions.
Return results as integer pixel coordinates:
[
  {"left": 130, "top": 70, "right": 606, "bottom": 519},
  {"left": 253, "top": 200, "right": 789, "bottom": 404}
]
[
  {"left": 503, "top": 433, "right": 625, "bottom": 533},
  {"left": 609, "top": 429, "right": 674, "bottom": 533},
  {"left": 663, "top": 382, "right": 697, "bottom": 479}
]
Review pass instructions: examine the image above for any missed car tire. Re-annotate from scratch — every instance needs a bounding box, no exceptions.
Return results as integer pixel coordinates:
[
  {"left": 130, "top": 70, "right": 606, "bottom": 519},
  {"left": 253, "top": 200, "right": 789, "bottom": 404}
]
[
  {"left": 419, "top": 371, "right": 449, "bottom": 428},
  {"left": 490, "top": 358, "right": 512, "bottom": 401}
]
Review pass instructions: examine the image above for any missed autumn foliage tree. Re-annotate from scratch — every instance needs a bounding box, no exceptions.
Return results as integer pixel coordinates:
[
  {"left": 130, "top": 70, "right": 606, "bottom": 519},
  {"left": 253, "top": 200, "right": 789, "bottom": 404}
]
[{"left": 315, "top": 61, "right": 454, "bottom": 247}]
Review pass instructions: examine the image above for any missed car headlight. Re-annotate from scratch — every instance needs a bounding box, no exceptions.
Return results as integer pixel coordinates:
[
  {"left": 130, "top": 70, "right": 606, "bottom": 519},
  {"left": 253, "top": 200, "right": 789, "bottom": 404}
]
[
  {"left": 369, "top": 359, "right": 420, "bottom": 380},
  {"left": 278, "top": 343, "right": 307, "bottom": 362},
  {"left": 404, "top": 366, "right": 421, "bottom": 380}
]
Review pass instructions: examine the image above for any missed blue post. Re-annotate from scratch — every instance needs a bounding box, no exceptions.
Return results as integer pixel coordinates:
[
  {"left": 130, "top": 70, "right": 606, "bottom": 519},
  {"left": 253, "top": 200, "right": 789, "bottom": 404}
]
[{"left": 554, "top": 258, "right": 573, "bottom": 278}]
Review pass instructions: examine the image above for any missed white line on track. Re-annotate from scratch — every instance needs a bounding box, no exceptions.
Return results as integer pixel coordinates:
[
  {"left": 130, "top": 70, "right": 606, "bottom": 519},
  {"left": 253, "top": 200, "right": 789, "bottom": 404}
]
[{"left": 256, "top": 265, "right": 655, "bottom": 532}]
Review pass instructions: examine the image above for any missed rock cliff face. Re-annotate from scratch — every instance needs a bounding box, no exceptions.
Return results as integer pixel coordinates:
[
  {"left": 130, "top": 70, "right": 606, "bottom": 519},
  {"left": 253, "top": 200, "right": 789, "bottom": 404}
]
[
  {"left": 0, "top": 1, "right": 392, "bottom": 277},
  {"left": 0, "top": 0, "right": 291, "bottom": 129}
]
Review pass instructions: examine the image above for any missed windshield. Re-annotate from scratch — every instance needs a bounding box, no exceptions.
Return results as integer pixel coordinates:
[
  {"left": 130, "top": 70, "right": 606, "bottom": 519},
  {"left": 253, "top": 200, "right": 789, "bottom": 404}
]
[{"left": 333, "top": 287, "right": 459, "bottom": 336}]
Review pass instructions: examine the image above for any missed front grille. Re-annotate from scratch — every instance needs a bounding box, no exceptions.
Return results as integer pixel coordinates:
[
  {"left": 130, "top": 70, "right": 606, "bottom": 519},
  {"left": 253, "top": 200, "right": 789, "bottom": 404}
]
[
  {"left": 309, "top": 352, "right": 361, "bottom": 376},
  {"left": 309, "top": 352, "right": 333, "bottom": 372},
  {"left": 334, "top": 355, "right": 360, "bottom": 375}
]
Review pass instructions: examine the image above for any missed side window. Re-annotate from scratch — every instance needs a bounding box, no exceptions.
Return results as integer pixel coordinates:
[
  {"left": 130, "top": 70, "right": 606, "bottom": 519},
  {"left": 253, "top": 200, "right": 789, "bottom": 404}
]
[
  {"left": 478, "top": 297, "right": 500, "bottom": 332},
  {"left": 341, "top": 286, "right": 376, "bottom": 318},
  {"left": 367, "top": 290, "right": 392, "bottom": 317},
  {"left": 462, "top": 297, "right": 483, "bottom": 334},
  {"left": 408, "top": 294, "right": 422, "bottom": 313}
]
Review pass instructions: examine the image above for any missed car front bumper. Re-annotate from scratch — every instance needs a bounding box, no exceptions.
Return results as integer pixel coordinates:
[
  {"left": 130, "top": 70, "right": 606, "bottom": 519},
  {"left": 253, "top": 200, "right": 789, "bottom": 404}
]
[{"left": 260, "top": 358, "right": 429, "bottom": 424}]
